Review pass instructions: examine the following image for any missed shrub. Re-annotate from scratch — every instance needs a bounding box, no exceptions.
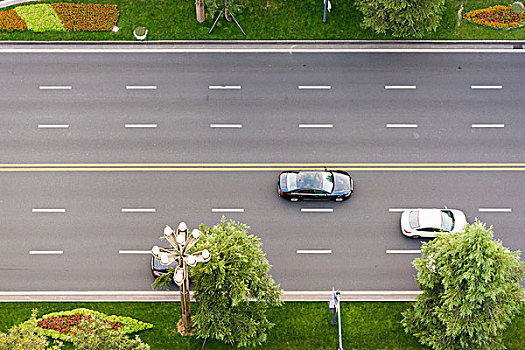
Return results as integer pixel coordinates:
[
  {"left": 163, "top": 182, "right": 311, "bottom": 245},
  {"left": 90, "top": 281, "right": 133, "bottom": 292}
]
[
  {"left": 14, "top": 4, "right": 65, "bottom": 32},
  {"left": 0, "top": 10, "right": 27, "bottom": 31},
  {"left": 465, "top": 5, "right": 525, "bottom": 29},
  {"left": 31, "top": 308, "right": 153, "bottom": 342},
  {"left": 354, "top": 0, "right": 446, "bottom": 38},
  {"left": 51, "top": 3, "right": 119, "bottom": 31}
]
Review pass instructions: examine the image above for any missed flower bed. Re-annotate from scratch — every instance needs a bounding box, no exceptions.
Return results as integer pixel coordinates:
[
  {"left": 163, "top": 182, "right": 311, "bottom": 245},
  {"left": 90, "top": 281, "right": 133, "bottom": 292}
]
[
  {"left": 465, "top": 4, "right": 525, "bottom": 29},
  {"left": 0, "top": 3, "right": 118, "bottom": 32},
  {"left": 0, "top": 9, "right": 26, "bottom": 31},
  {"left": 51, "top": 3, "right": 119, "bottom": 31},
  {"left": 32, "top": 308, "right": 153, "bottom": 342},
  {"left": 14, "top": 4, "right": 65, "bottom": 32}
]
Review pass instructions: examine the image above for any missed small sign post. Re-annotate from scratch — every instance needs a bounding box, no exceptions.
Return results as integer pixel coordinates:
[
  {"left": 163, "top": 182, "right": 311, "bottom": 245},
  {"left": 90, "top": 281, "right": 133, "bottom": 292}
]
[{"left": 329, "top": 288, "right": 343, "bottom": 350}]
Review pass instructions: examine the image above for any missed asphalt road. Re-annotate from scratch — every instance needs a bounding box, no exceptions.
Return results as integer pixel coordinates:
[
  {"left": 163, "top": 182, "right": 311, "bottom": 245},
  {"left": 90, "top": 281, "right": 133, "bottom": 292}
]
[{"left": 0, "top": 52, "right": 523, "bottom": 291}]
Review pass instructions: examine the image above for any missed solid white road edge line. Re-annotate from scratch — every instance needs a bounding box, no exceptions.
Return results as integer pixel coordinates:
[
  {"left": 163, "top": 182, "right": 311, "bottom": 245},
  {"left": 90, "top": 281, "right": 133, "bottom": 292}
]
[
  {"left": 471, "top": 124, "right": 505, "bottom": 128},
  {"left": 212, "top": 208, "right": 245, "bottom": 213},
  {"left": 3, "top": 49, "right": 525, "bottom": 54},
  {"left": 125, "top": 85, "right": 157, "bottom": 90},
  {"left": 39, "top": 86, "right": 72, "bottom": 90},
  {"left": 299, "top": 124, "right": 334, "bottom": 128},
  {"left": 301, "top": 208, "right": 334, "bottom": 213},
  {"left": 297, "top": 250, "right": 332, "bottom": 254},
  {"left": 386, "top": 124, "right": 418, "bottom": 128},
  {"left": 384, "top": 85, "right": 416, "bottom": 89},
  {"left": 38, "top": 124, "right": 69, "bottom": 129},
  {"left": 478, "top": 208, "right": 512, "bottom": 212},
  {"left": 298, "top": 85, "right": 331, "bottom": 90},
  {"left": 210, "top": 124, "right": 242, "bottom": 128},
  {"left": 209, "top": 85, "right": 241, "bottom": 90},
  {"left": 32, "top": 208, "right": 66, "bottom": 213},
  {"left": 121, "top": 208, "right": 156, "bottom": 213},
  {"left": 386, "top": 250, "right": 421, "bottom": 254},
  {"left": 29, "top": 250, "right": 63, "bottom": 255},
  {"left": 125, "top": 124, "right": 158, "bottom": 128},
  {"left": 118, "top": 250, "right": 152, "bottom": 254},
  {"left": 471, "top": 85, "right": 502, "bottom": 89}
]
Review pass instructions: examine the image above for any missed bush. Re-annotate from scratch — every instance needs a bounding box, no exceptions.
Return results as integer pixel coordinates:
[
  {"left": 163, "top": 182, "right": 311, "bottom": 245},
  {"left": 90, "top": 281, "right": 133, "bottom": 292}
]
[
  {"left": 0, "top": 10, "right": 26, "bottom": 31},
  {"left": 354, "top": 0, "right": 446, "bottom": 38},
  {"left": 14, "top": 4, "right": 65, "bottom": 32}
]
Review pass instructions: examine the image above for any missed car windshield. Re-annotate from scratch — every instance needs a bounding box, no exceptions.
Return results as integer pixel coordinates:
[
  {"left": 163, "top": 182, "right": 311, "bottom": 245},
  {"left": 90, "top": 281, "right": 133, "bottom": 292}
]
[
  {"left": 288, "top": 171, "right": 334, "bottom": 193},
  {"left": 409, "top": 211, "right": 419, "bottom": 228},
  {"left": 441, "top": 210, "right": 454, "bottom": 231}
]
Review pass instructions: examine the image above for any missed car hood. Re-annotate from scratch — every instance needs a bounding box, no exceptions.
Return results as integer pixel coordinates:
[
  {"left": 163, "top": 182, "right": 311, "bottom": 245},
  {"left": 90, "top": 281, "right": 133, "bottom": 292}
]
[{"left": 332, "top": 172, "right": 352, "bottom": 195}]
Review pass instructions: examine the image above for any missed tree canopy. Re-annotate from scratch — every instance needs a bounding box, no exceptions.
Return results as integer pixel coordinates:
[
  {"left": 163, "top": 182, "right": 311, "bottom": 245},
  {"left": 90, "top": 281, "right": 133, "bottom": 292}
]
[
  {"left": 354, "top": 0, "right": 446, "bottom": 37},
  {"left": 402, "top": 220, "right": 525, "bottom": 350},
  {"left": 190, "top": 217, "right": 283, "bottom": 347}
]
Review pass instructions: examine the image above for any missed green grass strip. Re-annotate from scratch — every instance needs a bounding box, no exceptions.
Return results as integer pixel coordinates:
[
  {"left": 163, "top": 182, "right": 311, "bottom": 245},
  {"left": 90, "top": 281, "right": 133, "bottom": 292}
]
[
  {"left": 1, "top": 301, "right": 524, "bottom": 349},
  {"left": 14, "top": 4, "right": 65, "bottom": 32}
]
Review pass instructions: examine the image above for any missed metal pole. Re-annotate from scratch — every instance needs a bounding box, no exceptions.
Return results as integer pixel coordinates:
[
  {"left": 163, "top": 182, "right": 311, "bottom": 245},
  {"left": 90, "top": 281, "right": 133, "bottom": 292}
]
[
  {"left": 230, "top": 13, "right": 246, "bottom": 35},
  {"left": 209, "top": 10, "right": 223, "bottom": 34},
  {"left": 336, "top": 290, "right": 343, "bottom": 350},
  {"left": 323, "top": 0, "right": 327, "bottom": 22}
]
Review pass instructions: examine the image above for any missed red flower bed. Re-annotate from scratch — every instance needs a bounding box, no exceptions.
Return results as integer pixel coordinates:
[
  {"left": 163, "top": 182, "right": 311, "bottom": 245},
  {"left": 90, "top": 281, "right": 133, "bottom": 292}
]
[
  {"left": 0, "top": 10, "right": 27, "bottom": 31},
  {"left": 38, "top": 314, "right": 123, "bottom": 336},
  {"left": 51, "top": 3, "right": 119, "bottom": 31}
]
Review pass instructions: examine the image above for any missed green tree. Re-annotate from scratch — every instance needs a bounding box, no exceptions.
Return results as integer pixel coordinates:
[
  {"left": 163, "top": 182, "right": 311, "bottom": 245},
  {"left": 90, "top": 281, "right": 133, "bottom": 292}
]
[
  {"left": 191, "top": 217, "right": 283, "bottom": 347},
  {"left": 205, "top": 0, "right": 246, "bottom": 22},
  {"left": 402, "top": 220, "right": 525, "bottom": 350},
  {"left": 354, "top": 0, "right": 446, "bottom": 38},
  {"left": 0, "top": 309, "right": 62, "bottom": 350},
  {"left": 72, "top": 315, "right": 149, "bottom": 350}
]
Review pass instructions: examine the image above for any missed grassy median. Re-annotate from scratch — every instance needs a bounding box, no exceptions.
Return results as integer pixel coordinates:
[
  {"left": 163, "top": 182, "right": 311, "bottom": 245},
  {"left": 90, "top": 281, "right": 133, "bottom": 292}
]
[
  {"left": 1, "top": 301, "right": 525, "bottom": 349},
  {"left": 0, "top": 0, "right": 524, "bottom": 41}
]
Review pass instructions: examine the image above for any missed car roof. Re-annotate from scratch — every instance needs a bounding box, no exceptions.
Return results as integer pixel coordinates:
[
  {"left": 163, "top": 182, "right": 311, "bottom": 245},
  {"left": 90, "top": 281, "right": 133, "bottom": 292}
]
[
  {"left": 294, "top": 171, "right": 330, "bottom": 190},
  {"left": 416, "top": 209, "right": 442, "bottom": 229}
]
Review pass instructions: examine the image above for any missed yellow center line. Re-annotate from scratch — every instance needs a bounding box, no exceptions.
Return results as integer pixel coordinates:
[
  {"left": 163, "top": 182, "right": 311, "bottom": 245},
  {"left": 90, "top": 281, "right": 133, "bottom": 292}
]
[
  {"left": 0, "top": 163, "right": 524, "bottom": 167},
  {"left": 0, "top": 167, "right": 524, "bottom": 171}
]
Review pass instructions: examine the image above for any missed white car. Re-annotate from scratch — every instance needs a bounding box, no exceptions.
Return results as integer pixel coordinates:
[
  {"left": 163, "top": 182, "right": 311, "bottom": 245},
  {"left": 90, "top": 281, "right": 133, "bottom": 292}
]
[{"left": 401, "top": 208, "right": 467, "bottom": 238}]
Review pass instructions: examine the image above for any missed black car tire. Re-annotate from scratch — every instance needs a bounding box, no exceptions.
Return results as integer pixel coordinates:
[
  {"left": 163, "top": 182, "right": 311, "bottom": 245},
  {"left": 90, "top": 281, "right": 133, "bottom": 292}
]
[
  {"left": 412, "top": 235, "right": 421, "bottom": 239},
  {"left": 290, "top": 197, "right": 300, "bottom": 202}
]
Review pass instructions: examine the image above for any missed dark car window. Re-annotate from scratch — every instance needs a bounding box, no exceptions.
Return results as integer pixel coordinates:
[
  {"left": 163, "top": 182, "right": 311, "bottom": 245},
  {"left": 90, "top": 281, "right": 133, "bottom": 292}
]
[
  {"left": 313, "top": 189, "right": 327, "bottom": 195},
  {"left": 418, "top": 227, "right": 440, "bottom": 232},
  {"left": 153, "top": 257, "right": 177, "bottom": 270},
  {"left": 298, "top": 189, "right": 315, "bottom": 194}
]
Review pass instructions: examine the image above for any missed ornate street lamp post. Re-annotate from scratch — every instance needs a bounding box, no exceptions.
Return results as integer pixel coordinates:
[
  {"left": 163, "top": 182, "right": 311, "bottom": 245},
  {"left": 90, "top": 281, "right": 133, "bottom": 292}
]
[{"left": 152, "top": 222, "right": 211, "bottom": 332}]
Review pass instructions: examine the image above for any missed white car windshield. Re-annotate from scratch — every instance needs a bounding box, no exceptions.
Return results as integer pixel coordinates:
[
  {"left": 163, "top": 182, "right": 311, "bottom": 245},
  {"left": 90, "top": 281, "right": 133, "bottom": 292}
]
[{"left": 441, "top": 210, "right": 454, "bottom": 231}]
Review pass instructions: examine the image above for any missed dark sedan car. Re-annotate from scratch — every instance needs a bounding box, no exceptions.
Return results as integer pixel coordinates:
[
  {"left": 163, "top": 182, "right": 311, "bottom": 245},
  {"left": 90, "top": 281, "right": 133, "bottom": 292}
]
[
  {"left": 151, "top": 255, "right": 178, "bottom": 278},
  {"left": 278, "top": 170, "right": 354, "bottom": 201}
]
